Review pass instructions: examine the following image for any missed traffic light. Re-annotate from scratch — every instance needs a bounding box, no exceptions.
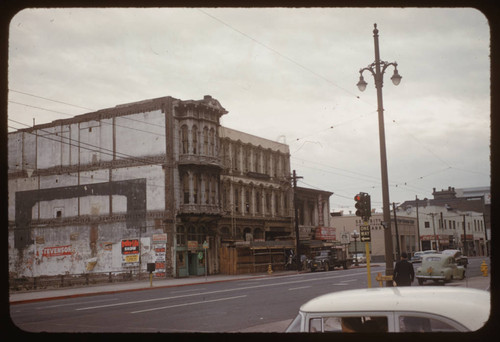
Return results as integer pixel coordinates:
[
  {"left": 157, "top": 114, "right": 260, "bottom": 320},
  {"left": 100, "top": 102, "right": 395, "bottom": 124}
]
[{"left": 354, "top": 192, "right": 371, "bottom": 221}]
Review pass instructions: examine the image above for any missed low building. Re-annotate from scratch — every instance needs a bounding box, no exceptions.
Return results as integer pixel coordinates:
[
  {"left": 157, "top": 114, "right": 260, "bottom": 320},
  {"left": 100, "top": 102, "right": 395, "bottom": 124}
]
[
  {"left": 399, "top": 187, "right": 488, "bottom": 256},
  {"left": 330, "top": 212, "right": 418, "bottom": 262}
]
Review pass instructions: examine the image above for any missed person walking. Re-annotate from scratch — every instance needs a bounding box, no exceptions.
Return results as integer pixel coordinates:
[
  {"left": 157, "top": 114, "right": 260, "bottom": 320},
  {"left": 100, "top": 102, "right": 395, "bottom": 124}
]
[{"left": 393, "top": 252, "right": 415, "bottom": 286}]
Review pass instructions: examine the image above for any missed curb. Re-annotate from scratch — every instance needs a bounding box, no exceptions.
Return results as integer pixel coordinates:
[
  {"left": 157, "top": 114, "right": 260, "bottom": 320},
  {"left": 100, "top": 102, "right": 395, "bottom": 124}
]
[{"left": 9, "top": 270, "right": 301, "bottom": 305}]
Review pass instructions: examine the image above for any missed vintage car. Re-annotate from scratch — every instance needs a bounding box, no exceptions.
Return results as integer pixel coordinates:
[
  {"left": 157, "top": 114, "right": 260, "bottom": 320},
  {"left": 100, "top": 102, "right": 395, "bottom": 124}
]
[
  {"left": 410, "top": 250, "right": 437, "bottom": 263},
  {"left": 416, "top": 253, "right": 465, "bottom": 285},
  {"left": 442, "top": 249, "right": 468, "bottom": 268},
  {"left": 285, "top": 287, "right": 489, "bottom": 332},
  {"left": 352, "top": 253, "right": 366, "bottom": 264},
  {"left": 309, "top": 249, "right": 350, "bottom": 271}
]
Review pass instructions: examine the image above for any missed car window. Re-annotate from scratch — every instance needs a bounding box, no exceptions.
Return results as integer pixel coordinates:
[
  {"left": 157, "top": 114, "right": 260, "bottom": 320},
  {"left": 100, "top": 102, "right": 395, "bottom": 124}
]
[
  {"left": 399, "top": 315, "right": 461, "bottom": 332},
  {"left": 309, "top": 316, "right": 388, "bottom": 333},
  {"left": 426, "top": 257, "right": 441, "bottom": 262}
]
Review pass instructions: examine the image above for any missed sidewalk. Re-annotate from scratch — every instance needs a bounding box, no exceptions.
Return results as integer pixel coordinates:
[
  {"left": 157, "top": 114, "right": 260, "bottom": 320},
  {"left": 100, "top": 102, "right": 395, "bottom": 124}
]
[
  {"left": 9, "top": 271, "right": 293, "bottom": 304},
  {"left": 9, "top": 268, "right": 490, "bottom": 305}
]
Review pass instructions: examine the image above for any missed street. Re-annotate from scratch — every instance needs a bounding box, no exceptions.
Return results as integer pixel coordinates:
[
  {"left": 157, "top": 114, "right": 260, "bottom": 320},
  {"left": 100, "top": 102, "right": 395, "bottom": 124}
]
[{"left": 10, "top": 258, "right": 489, "bottom": 333}]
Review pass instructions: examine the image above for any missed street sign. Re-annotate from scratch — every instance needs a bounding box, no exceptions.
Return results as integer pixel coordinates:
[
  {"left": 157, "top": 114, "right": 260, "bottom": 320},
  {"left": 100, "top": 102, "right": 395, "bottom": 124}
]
[{"left": 360, "top": 224, "right": 371, "bottom": 242}]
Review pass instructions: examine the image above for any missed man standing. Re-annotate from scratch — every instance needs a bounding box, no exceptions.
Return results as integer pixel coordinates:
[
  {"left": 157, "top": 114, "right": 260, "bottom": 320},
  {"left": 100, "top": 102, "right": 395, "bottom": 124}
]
[{"left": 393, "top": 252, "right": 415, "bottom": 286}]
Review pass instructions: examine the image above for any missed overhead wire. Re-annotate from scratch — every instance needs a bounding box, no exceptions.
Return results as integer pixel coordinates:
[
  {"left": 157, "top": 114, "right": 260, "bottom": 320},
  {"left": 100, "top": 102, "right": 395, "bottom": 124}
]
[{"left": 8, "top": 119, "right": 165, "bottom": 167}]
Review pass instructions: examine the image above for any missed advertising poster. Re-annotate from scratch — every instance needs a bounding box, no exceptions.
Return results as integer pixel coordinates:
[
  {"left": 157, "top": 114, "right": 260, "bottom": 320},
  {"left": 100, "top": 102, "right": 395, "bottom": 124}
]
[
  {"left": 121, "top": 239, "right": 140, "bottom": 266},
  {"left": 152, "top": 234, "right": 167, "bottom": 278}
]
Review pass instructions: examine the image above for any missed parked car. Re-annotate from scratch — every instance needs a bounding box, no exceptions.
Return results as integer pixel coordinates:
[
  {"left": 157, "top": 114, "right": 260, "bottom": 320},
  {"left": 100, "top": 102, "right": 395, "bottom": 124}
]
[
  {"left": 285, "top": 287, "right": 489, "bottom": 332},
  {"left": 410, "top": 250, "right": 437, "bottom": 263},
  {"left": 410, "top": 251, "right": 425, "bottom": 263},
  {"left": 309, "top": 249, "right": 349, "bottom": 271},
  {"left": 351, "top": 253, "right": 366, "bottom": 264},
  {"left": 416, "top": 253, "right": 465, "bottom": 285},
  {"left": 442, "top": 249, "right": 468, "bottom": 268}
]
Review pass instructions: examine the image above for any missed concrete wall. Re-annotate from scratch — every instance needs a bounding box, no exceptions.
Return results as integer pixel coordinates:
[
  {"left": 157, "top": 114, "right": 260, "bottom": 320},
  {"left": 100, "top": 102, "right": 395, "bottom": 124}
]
[{"left": 8, "top": 108, "right": 170, "bottom": 278}]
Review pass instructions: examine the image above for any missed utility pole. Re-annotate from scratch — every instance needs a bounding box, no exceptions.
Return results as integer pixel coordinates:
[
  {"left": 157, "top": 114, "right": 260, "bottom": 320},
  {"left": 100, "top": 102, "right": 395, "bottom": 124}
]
[
  {"left": 415, "top": 196, "right": 421, "bottom": 251},
  {"left": 291, "top": 170, "right": 303, "bottom": 271},
  {"left": 429, "top": 213, "right": 438, "bottom": 251},
  {"left": 393, "top": 202, "right": 400, "bottom": 260},
  {"left": 462, "top": 214, "right": 468, "bottom": 256}
]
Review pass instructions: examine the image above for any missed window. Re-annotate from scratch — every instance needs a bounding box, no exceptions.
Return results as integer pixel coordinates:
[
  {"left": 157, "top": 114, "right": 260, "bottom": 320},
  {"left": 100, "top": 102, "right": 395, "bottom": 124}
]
[
  {"left": 176, "top": 226, "right": 186, "bottom": 246},
  {"left": 181, "top": 125, "right": 189, "bottom": 154},
  {"left": 209, "top": 128, "right": 215, "bottom": 156},
  {"left": 255, "top": 191, "right": 261, "bottom": 214},
  {"left": 203, "top": 127, "right": 209, "bottom": 155},
  {"left": 234, "top": 188, "right": 239, "bottom": 213},
  {"left": 193, "top": 173, "right": 198, "bottom": 204},
  {"left": 399, "top": 315, "right": 460, "bottom": 332},
  {"left": 245, "top": 190, "right": 250, "bottom": 213},
  {"left": 424, "top": 221, "right": 430, "bottom": 228},
  {"left": 182, "top": 173, "right": 190, "bottom": 204},
  {"left": 192, "top": 126, "right": 198, "bottom": 154},
  {"left": 309, "top": 316, "right": 388, "bottom": 333}
]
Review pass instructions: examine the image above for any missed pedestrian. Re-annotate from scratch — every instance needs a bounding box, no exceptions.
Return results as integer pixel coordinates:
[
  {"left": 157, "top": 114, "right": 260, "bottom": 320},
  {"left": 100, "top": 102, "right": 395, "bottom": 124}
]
[{"left": 393, "top": 252, "right": 415, "bottom": 286}]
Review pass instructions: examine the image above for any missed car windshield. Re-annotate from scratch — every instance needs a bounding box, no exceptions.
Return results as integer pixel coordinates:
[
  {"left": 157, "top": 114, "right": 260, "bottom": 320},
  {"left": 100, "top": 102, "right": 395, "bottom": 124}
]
[{"left": 286, "top": 314, "right": 302, "bottom": 332}]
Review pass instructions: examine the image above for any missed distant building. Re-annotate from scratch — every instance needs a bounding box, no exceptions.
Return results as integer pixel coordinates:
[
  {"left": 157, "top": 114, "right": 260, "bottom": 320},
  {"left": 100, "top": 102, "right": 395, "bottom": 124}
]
[
  {"left": 330, "top": 212, "right": 418, "bottom": 262},
  {"left": 399, "top": 186, "right": 489, "bottom": 256}
]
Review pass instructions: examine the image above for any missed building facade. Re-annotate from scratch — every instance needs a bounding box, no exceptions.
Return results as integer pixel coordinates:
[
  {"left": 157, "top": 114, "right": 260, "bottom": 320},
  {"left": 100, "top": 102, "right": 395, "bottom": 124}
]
[
  {"left": 8, "top": 95, "right": 296, "bottom": 280},
  {"left": 330, "top": 213, "right": 418, "bottom": 262},
  {"left": 399, "top": 187, "right": 488, "bottom": 256}
]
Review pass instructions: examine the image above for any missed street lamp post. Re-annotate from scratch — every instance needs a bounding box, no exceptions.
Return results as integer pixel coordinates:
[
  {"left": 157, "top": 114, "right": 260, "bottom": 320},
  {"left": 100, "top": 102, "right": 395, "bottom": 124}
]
[{"left": 357, "top": 23, "right": 401, "bottom": 284}]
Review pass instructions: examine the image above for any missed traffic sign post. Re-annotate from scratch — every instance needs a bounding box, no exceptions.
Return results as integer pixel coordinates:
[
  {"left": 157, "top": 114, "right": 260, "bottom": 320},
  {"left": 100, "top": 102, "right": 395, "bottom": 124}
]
[
  {"left": 360, "top": 221, "right": 372, "bottom": 288},
  {"left": 203, "top": 240, "right": 209, "bottom": 281}
]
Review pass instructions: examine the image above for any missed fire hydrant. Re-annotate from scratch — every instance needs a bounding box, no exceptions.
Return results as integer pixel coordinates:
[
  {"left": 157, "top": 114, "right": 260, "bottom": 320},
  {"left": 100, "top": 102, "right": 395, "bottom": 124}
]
[
  {"left": 267, "top": 264, "right": 273, "bottom": 274},
  {"left": 480, "top": 260, "right": 488, "bottom": 277}
]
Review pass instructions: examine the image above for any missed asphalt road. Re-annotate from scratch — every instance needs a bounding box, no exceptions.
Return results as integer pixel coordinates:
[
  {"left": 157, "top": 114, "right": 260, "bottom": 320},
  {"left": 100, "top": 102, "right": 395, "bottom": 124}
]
[{"left": 10, "top": 257, "right": 489, "bottom": 333}]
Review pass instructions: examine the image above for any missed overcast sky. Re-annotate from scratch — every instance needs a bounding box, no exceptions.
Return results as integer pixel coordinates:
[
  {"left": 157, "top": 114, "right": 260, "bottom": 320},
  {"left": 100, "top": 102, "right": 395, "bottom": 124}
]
[{"left": 7, "top": 7, "right": 490, "bottom": 213}]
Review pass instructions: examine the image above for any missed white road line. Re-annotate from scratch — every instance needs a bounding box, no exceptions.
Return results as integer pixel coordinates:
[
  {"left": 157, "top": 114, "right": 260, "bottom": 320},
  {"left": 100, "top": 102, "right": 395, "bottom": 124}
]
[
  {"left": 76, "top": 270, "right": 371, "bottom": 311},
  {"left": 170, "top": 288, "right": 207, "bottom": 294},
  {"left": 288, "top": 286, "right": 311, "bottom": 291},
  {"left": 130, "top": 295, "right": 247, "bottom": 314},
  {"left": 38, "top": 298, "right": 119, "bottom": 309}
]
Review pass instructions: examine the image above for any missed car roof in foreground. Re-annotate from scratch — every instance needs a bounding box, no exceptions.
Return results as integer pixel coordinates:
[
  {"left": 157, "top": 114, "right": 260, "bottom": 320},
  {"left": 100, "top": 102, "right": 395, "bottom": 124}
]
[{"left": 300, "top": 287, "right": 490, "bottom": 331}]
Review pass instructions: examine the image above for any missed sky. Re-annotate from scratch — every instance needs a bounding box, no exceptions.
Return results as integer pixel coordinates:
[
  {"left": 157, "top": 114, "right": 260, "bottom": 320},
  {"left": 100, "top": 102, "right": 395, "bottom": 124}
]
[{"left": 7, "top": 7, "right": 491, "bottom": 214}]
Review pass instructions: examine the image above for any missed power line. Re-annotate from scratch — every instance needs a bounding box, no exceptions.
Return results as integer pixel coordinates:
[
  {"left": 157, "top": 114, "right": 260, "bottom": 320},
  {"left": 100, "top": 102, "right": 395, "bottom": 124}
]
[
  {"left": 198, "top": 9, "right": 366, "bottom": 102},
  {"left": 8, "top": 119, "right": 164, "bottom": 167},
  {"left": 9, "top": 89, "right": 95, "bottom": 111},
  {"left": 9, "top": 100, "right": 166, "bottom": 136}
]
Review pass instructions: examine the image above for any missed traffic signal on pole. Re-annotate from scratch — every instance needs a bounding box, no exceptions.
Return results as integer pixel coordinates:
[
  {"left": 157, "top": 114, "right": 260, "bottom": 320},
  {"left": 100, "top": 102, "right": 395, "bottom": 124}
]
[{"left": 354, "top": 192, "right": 371, "bottom": 221}]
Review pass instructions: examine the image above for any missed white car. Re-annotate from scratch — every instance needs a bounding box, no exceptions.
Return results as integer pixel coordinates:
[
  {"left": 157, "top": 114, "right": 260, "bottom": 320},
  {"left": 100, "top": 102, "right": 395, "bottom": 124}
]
[{"left": 286, "top": 287, "right": 489, "bottom": 332}]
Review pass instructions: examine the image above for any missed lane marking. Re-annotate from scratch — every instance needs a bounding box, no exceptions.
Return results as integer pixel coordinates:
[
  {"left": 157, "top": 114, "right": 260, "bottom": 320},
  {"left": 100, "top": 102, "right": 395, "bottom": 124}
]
[
  {"left": 288, "top": 286, "right": 311, "bottom": 291},
  {"left": 76, "top": 270, "right": 373, "bottom": 311},
  {"left": 130, "top": 295, "right": 247, "bottom": 314},
  {"left": 38, "top": 298, "right": 119, "bottom": 309}
]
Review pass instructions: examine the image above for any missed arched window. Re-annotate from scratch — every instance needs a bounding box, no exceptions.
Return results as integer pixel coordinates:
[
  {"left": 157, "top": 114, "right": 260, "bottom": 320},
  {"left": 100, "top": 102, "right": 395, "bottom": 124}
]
[
  {"left": 203, "top": 127, "right": 209, "bottom": 155},
  {"left": 204, "top": 175, "right": 209, "bottom": 204},
  {"left": 181, "top": 125, "right": 189, "bottom": 154},
  {"left": 192, "top": 125, "right": 198, "bottom": 154},
  {"left": 193, "top": 173, "right": 199, "bottom": 204},
  {"left": 232, "top": 145, "right": 239, "bottom": 171},
  {"left": 255, "top": 190, "right": 261, "bottom": 214},
  {"left": 182, "top": 172, "right": 190, "bottom": 204},
  {"left": 209, "top": 128, "right": 215, "bottom": 156}
]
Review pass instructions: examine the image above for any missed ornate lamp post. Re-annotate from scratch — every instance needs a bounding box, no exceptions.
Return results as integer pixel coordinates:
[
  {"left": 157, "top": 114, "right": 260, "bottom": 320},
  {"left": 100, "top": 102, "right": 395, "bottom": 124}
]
[{"left": 356, "top": 23, "right": 402, "bottom": 284}]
